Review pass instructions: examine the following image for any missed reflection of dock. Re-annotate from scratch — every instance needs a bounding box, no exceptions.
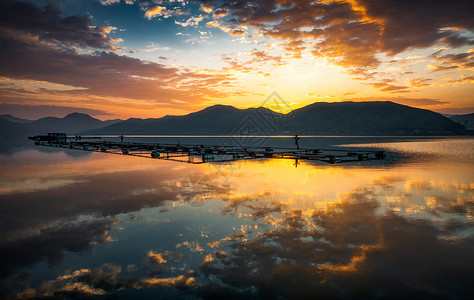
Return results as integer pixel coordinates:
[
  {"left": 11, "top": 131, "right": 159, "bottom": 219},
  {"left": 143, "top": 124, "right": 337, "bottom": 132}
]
[{"left": 32, "top": 139, "right": 386, "bottom": 164}]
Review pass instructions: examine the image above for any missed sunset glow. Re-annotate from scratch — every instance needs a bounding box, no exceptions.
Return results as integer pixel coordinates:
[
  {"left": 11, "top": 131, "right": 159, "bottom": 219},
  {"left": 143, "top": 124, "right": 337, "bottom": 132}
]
[{"left": 0, "top": 0, "right": 473, "bottom": 119}]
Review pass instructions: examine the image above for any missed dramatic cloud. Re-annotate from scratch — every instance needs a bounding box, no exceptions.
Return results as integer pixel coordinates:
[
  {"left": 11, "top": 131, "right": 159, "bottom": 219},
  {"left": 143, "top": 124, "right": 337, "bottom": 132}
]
[
  {"left": 1, "top": 0, "right": 472, "bottom": 117},
  {"left": 0, "top": 0, "right": 120, "bottom": 50},
  {"left": 358, "top": 0, "right": 474, "bottom": 53},
  {"left": 0, "top": 1, "right": 236, "bottom": 111},
  {"left": 200, "top": 0, "right": 474, "bottom": 72}
]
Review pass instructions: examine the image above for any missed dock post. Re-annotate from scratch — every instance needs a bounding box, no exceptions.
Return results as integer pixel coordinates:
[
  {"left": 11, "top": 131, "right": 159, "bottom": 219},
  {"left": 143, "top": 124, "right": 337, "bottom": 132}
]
[
  {"left": 293, "top": 135, "right": 300, "bottom": 149},
  {"left": 375, "top": 151, "right": 386, "bottom": 159}
]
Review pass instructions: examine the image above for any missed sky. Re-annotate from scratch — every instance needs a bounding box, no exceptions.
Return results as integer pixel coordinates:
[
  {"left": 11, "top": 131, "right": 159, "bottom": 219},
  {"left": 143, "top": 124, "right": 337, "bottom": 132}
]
[{"left": 0, "top": 0, "right": 473, "bottom": 120}]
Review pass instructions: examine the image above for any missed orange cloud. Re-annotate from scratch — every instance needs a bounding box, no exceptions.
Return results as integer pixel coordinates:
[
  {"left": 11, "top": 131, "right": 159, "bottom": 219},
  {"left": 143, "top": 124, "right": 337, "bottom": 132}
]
[
  {"left": 144, "top": 6, "right": 185, "bottom": 19},
  {"left": 230, "top": 29, "right": 247, "bottom": 36},
  {"left": 367, "top": 82, "right": 409, "bottom": 93},
  {"left": 436, "top": 75, "right": 474, "bottom": 86},
  {"left": 0, "top": 2, "right": 239, "bottom": 116},
  {"left": 208, "top": 0, "right": 474, "bottom": 76},
  {"left": 213, "top": 8, "right": 229, "bottom": 18},
  {"left": 175, "top": 15, "right": 205, "bottom": 27},
  {"left": 427, "top": 50, "right": 474, "bottom": 73},
  {"left": 206, "top": 20, "right": 219, "bottom": 27},
  {"left": 147, "top": 251, "right": 167, "bottom": 264},
  {"left": 199, "top": 3, "right": 214, "bottom": 13},
  {"left": 407, "top": 78, "right": 433, "bottom": 88}
]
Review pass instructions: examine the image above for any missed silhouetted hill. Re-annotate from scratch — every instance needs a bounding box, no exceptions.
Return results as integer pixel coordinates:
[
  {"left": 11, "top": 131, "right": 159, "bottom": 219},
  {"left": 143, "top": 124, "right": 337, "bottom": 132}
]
[
  {"left": 449, "top": 113, "right": 474, "bottom": 130},
  {"left": 0, "top": 113, "right": 123, "bottom": 141},
  {"left": 0, "top": 114, "right": 33, "bottom": 123},
  {"left": 279, "top": 101, "right": 464, "bottom": 134},
  {"left": 87, "top": 105, "right": 283, "bottom": 134},
  {"left": 0, "top": 119, "right": 29, "bottom": 139},
  {"left": 103, "top": 118, "right": 123, "bottom": 127},
  {"left": 85, "top": 101, "right": 464, "bottom": 135},
  {"left": 30, "top": 113, "right": 109, "bottom": 134}
]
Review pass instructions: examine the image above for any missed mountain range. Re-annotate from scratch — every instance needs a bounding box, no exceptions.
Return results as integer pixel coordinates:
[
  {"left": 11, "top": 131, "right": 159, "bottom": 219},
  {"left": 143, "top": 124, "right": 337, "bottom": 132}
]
[
  {"left": 0, "top": 113, "right": 121, "bottom": 140},
  {"left": 82, "top": 101, "right": 466, "bottom": 135},
  {"left": 449, "top": 113, "right": 474, "bottom": 130},
  {"left": 0, "top": 101, "right": 471, "bottom": 140},
  {"left": 0, "top": 114, "right": 33, "bottom": 123}
]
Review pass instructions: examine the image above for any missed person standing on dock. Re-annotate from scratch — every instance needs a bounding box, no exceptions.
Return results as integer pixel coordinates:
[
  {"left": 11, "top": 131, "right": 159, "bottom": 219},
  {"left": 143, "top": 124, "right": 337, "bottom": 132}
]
[
  {"left": 293, "top": 134, "right": 300, "bottom": 149},
  {"left": 120, "top": 135, "right": 124, "bottom": 143}
]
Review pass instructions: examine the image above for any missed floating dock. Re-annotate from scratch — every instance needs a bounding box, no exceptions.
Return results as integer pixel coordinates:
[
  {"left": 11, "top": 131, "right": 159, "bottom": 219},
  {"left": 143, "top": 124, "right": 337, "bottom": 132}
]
[{"left": 31, "top": 139, "right": 386, "bottom": 164}]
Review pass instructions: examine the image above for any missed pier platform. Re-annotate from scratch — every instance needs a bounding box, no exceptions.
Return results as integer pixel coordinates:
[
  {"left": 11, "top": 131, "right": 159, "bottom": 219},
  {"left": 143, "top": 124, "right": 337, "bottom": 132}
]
[{"left": 31, "top": 138, "right": 386, "bottom": 164}]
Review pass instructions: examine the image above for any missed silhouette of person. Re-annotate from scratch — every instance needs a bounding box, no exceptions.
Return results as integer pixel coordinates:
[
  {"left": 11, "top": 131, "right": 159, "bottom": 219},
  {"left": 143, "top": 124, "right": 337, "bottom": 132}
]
[
  {"left": 293, "top": 134, "right": 300, "bottom": 149},
  {"left": 120, "top": 135, "right": 124, "bottom": 143}
]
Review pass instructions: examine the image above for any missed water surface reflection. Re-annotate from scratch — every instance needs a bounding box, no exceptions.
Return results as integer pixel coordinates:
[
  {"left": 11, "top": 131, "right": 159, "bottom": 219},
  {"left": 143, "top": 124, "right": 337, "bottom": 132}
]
[{"left": 0, "top": 138, "right": 473, "bottom": 299}]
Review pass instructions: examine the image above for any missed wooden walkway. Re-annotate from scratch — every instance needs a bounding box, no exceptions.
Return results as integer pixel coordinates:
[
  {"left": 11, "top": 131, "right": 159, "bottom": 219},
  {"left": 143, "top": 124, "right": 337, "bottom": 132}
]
[{"left": 33, "top": 140, "right": 386, "bottom": 164}]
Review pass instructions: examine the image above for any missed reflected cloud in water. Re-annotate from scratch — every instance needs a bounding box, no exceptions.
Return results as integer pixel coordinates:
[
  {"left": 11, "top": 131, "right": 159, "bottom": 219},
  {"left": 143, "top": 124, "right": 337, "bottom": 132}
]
[
  {"left": 0, "top": 140, "right": 473, "bottom": 299},
  {"left": 1, "top": 220, "right": 116, "bottom": 284},
  {"left": 201, "top": 190, "right": 474, "bottom": 299}
]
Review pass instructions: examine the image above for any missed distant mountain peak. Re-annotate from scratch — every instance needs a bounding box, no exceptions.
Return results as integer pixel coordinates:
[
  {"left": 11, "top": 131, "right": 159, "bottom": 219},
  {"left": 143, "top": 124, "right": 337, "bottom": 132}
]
[
  {"left": 449, "top": 113, "right": 474, "bottom": 130},
  {"left": 201, "top": 104, "right": 239, "bottom": 111},
  {"left": 207, "top": 104, "right": 235, "bottom": 108},
  {"left": 64, "top": 112, "right": 94, "bottom": 119},
  {"left": 0, "top": 114, "right": 34, "bottom": 123}
]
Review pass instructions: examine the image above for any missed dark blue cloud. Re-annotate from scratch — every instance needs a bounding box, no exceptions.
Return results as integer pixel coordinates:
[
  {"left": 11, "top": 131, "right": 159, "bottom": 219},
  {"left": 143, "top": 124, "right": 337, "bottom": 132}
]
[{"left": 0, "top": 0, "right": 119, "bottom": 50}]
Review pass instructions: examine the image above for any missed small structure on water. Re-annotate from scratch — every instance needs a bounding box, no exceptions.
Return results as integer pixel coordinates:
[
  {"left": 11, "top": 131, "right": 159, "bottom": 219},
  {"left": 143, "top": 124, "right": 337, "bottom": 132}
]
[
  {"left": 28, "top": 132, "right": 67, "bottom": 143},
  {"left": 29, "top": 134, "right": 386, "bottom": 165}
]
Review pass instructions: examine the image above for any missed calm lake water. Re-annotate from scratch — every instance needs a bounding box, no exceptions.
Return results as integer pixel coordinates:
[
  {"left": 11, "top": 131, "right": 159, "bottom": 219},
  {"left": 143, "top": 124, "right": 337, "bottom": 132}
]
[{"left": 1, "top": 136, "right": 473, "bottom": 299}]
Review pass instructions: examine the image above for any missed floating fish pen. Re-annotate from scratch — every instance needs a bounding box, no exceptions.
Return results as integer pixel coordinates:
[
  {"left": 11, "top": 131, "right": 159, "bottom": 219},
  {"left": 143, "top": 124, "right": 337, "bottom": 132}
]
[{"left": 30, "top": 136, "right": 386, "bottom": 164}]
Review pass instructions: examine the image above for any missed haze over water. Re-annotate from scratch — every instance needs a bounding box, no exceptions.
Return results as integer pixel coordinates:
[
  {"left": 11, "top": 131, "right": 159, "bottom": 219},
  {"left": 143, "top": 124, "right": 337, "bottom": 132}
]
[{"left": 0, "top": 136, "right": 473, "bottom": 299}]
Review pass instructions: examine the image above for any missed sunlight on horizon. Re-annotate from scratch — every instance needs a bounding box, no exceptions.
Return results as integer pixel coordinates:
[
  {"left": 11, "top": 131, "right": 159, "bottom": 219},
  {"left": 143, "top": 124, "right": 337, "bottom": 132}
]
[{"left": 0, "top": 0, "right": 472, "bottom": 119}]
